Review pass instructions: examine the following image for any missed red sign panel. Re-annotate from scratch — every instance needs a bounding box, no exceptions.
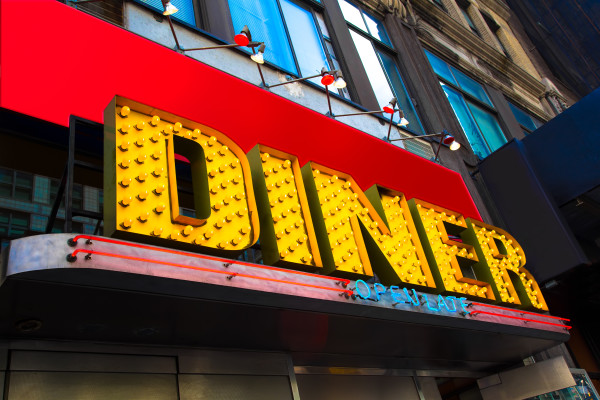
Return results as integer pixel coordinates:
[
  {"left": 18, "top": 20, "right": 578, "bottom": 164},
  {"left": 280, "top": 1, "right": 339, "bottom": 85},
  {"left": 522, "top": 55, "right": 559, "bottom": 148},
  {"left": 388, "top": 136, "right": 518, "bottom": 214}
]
[{"left": 0, "top": 0, "right": 481, "bottom": 220}]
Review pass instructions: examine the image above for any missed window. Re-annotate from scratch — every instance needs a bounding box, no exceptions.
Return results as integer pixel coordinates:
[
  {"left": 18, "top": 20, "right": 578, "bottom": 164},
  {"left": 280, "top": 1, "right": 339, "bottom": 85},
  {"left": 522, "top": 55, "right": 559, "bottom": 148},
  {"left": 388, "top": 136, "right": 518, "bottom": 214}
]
[
  {"left": 50, "top": 180, "right": 84, "bottom": 211},
  {"left": 482, "top": 14, "right": 511, "bottom": 59},
  {"left": 457, "top": 0, "right": 479, "bottom": 36},
  {"left": 228, "top": 0, "right": 347, "bottom": 94},
  {"left": 432, "top": 0, "right": 447, "bottom": 12},
  {"left": 137, "top": 0, "right": 196, "bottom": 26},
  {"left": 338, "top": 0, "right": 424, "bottom": 134},
  {"left": 508, "top": 101, "right": 544, "bottom": 135},
  {"left": 425, "top": 50, "right": 507, "bottom": 158},
  {"left": 0, "top": 210, "right": 30, "bottom": 239},
  {"left": 0, "top": 168, "right": 33, "bottom": 201}
]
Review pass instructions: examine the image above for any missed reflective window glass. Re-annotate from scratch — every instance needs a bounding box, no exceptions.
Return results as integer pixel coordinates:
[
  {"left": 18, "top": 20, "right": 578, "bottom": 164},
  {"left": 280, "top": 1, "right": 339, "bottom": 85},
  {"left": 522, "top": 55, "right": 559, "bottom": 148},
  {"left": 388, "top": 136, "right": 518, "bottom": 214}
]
[
  {"left": 425, "top": 51, "right": 456, "bottom": 85},
  {"left": 441, "top": 83, "right": 491, "bottom": 158},
  {"left": 350, "top": 31, "right": 394, "bottom": 109},
  {"left": 344, "top": 4, "right": 424, "bottom": 133},
  {"left": 229, "top": 0, "right": 297, "bottom": 74},
  {"left": 467, "top": 101, "right": 506, "bottom": 152},
  {"left": 459, "top": 4, "right": 479, "bottom": 35},
  {"left": 281, "top": 0, "right": 330, "bottom": 84},
  {"left": 338, "top": 0, "right": 367, "bottom": 32},
  {"left": 138, "top": 0, "right": 196, "bottom": 26},
  {"left": 508, "top": 101, "right": 544, "bottom": 133},
  {"left": 428, "top": 51, "right": 507, "bottom": 158},
  {"left": 363, "top": 11, "right": 392, "bottom": 45},
  {"left": 379, "top": 52, "right": 425, "bottom": 133},
  {"left": 450, "top": 67, "right": 493, "bottom": 106},
  {"left": 229, "top": 0, "right": 341, "bottom": 88}
]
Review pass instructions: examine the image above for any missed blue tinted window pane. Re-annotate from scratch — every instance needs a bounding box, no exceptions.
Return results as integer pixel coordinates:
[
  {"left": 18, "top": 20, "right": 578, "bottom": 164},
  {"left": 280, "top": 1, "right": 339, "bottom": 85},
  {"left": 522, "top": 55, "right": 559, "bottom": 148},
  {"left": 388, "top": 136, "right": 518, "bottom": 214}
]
[
  {"left": 338, "top": 0, "right": 367, "bottom": 32},
  {"left": 441, "top": 83, "right": 490, "bottom": 158},
  {"left": 508, "top": 101, "right": 541, "bottom": 132},
  {"left": 363, "top": 11, "right": 391, "bottom": 45},
  {"left": 138, "top": 0, "right": 196, "bottom": 26},
  {"left": 349, "top": 30, "right": 394, "bottom": 114},
  {"left": 281, "top": 0, "right": 330, "bottom": 84},
  {"left": 228, "top": 0, "right": 297, "bottom": 75},
  {"left": 425, "top": 50, "right": 456, "bottom": 85},
  {"left": 379, "top": 52, "right": 424, "bottom": 134},
  {"left": 450, "top": 67, "right": 493, "bottom": 106},
  {"left": 467, "top": 101, "right": 506, "bottom": 152}
]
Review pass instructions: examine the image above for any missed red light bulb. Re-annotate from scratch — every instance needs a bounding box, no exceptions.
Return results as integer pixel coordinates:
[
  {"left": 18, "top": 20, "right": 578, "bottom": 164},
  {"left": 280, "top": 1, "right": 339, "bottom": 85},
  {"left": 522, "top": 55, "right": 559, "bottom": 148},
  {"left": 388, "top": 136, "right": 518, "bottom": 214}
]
[
  {"left": 234, "top": 32, "right": 249, "bottom": 46},
  {"left": 321, "top": 74, "right": 335, "bottom": 86}
]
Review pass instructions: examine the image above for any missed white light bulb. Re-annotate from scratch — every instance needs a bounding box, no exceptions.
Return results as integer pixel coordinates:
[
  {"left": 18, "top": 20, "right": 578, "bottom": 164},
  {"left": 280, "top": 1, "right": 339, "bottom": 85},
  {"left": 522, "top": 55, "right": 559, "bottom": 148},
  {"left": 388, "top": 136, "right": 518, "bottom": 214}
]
[
  {"left": 163, "top": 1, "right": 178, "bottom": 15},
  {"left": 250, "top": 52, "right": 264, "bottom": 64},
  {"left": 398, "top": 117, "right": 409, "bottom": 127},
  {"left": 334, "top": 77, "right": 347, "bottom": 89}
]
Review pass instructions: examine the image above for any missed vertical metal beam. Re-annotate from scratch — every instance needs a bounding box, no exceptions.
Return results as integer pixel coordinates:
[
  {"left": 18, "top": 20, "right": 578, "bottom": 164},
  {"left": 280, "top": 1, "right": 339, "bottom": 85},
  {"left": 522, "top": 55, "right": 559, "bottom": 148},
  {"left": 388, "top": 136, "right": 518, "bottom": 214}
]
[
  {"left": 64, "top": 116, "right": 77, "bottom": 233},
  {"left": 413, "top": 376, "right": 427, "bottom": 400},
  {"left": 287, "top": 355, "right": 301, "bottom": 400},
  {"left": 45, "top": 164, "right": 68, "bottom": 233}
]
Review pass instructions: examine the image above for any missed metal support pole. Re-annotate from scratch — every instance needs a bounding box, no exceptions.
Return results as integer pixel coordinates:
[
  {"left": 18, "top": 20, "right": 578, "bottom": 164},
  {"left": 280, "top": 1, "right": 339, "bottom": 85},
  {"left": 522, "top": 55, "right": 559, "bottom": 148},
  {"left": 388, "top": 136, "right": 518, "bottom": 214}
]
[
  {"left": 334, "top": 110, "right": 384, "bottom": 118},
  {"left": 433, "top": 137, "right": 444, "bottom": 163},
  {"left": 386, "top": 113, "right": 395, "bottom": 142},
  {"left": 166, "top": 16, "right": 182, "bottom": 50},
  {"left": 388, "top": 132, "right": 444, "bottom": 142},
  {"left": 65, "top": 116, "right": 77, "bottom": 233},
  {"left": 326, "top": 87, "right": 332, "bottom": 116},
  {"left": 45, "top": 165, "right": 68, "bottom": 233},
  {"left": 266, "top": 72, "right": 323, "bottom": 88},
  {"left": 183, "top": 43, "right": 239, "bottom": 51},
  {"left": 252, "top": 46, "right": 267, "bottom": 87}
]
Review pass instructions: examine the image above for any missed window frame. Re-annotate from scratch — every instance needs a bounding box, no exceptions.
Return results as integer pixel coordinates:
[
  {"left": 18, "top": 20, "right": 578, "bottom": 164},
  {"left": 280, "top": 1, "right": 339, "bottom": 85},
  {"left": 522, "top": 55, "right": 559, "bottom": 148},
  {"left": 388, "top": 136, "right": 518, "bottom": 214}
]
[
  {"left": 0, "top": 168, "right": 33, "bottom": 202},
  {"left": 227, "top": 0, "right": 340, "bottom": 79},
  {"left": 279, "top": 0, "right": 351, "bottom": 98},
  {"left": 425, "top": 49, "right": 508, "bottom": 158},
  {"left": 132, "top": 0, "right": 201, "bottom": 30},
  {"left": 507, "top": 99, "right": 545, "bottom": 135},
  {"left": 337, "top": 0, "right": 426, "bottom": 135},
  {"left": 0, "top": 209, "right": 31, "bottom": 239},
  {"left": 481, "top": 13, "right": 511, "bottom": 59},
  {"left": 432, "top": 0, "right": 447, "bottom": 12},
  {"left": 456, "top": 0, "right": 480, "bottom": 37}
]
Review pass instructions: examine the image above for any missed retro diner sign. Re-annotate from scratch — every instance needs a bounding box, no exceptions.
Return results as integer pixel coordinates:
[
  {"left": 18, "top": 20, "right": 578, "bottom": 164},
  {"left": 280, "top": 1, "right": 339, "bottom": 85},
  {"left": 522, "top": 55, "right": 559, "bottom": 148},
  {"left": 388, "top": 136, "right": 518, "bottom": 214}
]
[
  {"left": 0, "top": 1, "right": 547, "bottom": 312},
  {"left": 104, "top": 96, "right": 547, "bottom": 312}
]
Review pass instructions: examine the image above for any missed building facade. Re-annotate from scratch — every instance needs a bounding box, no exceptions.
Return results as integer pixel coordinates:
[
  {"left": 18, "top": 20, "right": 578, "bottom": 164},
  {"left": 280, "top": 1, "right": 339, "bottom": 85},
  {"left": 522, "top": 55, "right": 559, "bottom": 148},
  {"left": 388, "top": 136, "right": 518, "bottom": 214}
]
[{"left": 0, "top": 0, "right": 594, "bottom": 398}]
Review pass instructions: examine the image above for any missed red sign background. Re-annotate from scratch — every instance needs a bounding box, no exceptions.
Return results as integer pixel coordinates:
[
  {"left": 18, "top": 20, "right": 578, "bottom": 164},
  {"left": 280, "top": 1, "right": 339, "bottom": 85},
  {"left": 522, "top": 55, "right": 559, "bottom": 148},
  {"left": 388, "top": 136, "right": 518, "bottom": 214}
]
[{"left": 0, "top": 0, "right": 482, "bottom": 220}]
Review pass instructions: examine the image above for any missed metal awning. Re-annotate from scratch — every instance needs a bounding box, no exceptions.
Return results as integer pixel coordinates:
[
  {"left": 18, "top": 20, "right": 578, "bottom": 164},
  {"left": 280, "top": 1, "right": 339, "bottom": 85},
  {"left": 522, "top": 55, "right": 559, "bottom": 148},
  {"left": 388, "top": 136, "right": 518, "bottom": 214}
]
[{"left": 0, "top": 234, "right": 569, "bottom": 376}]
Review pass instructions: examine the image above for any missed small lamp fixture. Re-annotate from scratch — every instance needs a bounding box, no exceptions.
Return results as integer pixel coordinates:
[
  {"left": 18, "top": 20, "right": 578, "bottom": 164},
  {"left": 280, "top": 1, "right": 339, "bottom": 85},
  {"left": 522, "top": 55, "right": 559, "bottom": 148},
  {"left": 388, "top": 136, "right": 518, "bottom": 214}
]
[
  {"left": 235, "top": 25, "right": 251, "bottom": 47},
  {"left": 250, "top": 43, "right": 266, "bottom": 64},
  {"left": 383, "top": 98, "right": 397, "bottom": 114},
  {"left": 264, "top": 67, "right": 339, "bottom": 89},
  {"left": 387, "top": 129, "right": 461, "bottom": 162},
  {"left": 397, "top": 110, "right": 409, "bottom": 127},
  {"left": 442, "top": 134, "right": 455, "bottom": 145},
  {"left": 320, "top": 68, "right": 335, "bottom": 86},
  {"left": 162, "top": 0, "right": 178, "bottom": 16},
  {"left": 333, "top": 71, "right": 347, "bottom": 89},
  {"left": 449, "top": 141, "right": 461, "bottom": 151},
  {"left": 260, "top": 67, "right": 341, "bottom": 114}
]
